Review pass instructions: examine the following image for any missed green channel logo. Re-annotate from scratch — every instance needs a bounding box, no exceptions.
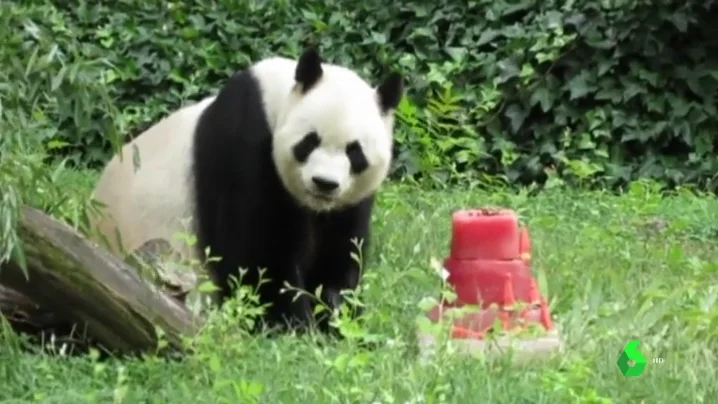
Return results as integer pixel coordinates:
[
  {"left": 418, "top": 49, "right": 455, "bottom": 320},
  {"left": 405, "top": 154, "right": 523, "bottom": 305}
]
[{"left": 617, "top": 340, "right": 647, "bottom": 376}]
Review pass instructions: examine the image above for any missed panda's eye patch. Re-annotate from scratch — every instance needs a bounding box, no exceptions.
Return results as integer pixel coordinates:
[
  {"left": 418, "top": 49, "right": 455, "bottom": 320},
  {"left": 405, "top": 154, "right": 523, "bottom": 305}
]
[
  {"left": 292, "top": 131, "right": 321, "bottom": 162},
  {"left": 346, "top": 141, "right": 368, "bottom": 174}
]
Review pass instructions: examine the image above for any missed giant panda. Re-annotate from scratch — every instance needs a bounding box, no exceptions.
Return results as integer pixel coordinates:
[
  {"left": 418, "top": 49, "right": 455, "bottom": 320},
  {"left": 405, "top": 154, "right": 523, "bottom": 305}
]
[{"left": 88, "top": 47, "right": 404, "bottom": 336}]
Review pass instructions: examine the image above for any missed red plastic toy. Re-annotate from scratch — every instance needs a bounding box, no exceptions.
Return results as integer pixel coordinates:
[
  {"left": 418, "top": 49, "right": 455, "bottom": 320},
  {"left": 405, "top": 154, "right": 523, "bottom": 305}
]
[{"left": 418, "top": 208, "right": 561, "bottom": 360}]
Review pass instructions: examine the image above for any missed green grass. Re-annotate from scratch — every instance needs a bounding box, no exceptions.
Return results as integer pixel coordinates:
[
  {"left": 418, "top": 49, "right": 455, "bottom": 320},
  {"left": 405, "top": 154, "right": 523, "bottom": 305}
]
[{"left": 3, "top": 171, "right": 718, "bottom": 403}]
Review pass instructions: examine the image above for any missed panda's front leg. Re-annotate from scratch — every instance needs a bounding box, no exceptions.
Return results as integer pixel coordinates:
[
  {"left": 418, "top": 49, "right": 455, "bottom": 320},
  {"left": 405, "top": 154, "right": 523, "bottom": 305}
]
[
  {"left": 305, "top": 250, "right": 365, "bottom": 337},
  {"left": 306, "top": 202, "right": 373, "bottom": 337},
  {"left": 260, "top": 259, "right": 316, "bottom": 334}
]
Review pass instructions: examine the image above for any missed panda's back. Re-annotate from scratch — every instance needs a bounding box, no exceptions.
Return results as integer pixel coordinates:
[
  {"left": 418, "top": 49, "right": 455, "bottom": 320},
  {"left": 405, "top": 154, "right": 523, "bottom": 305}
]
[{"left": 89, "top": 96, "right": 216, "bottom": 258}]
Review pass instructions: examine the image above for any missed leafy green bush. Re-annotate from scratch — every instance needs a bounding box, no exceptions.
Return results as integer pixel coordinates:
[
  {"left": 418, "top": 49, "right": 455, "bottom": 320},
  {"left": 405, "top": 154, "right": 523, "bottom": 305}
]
[{"left": 4, "top": 0, "right": 718, "bottom": 189}]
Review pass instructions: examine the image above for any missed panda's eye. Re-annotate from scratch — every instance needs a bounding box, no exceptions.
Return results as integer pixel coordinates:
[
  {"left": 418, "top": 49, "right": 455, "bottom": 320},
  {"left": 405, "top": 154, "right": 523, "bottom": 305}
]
[
  {"left": 346, "top": 141, "right": 368, "bottom": 174},
  {"left": 292, "top": 131, "right": 321, "bottom": 162}
]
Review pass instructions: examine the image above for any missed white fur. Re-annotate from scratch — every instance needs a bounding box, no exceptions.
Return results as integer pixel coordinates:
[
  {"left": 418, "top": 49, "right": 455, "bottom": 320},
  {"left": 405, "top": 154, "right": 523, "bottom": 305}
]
[
  {"left": 89, "top": 56, "right": 396, "bottom": 258},
  {"left": 89, "top": 96, "right": 215, "bottom": 258}
]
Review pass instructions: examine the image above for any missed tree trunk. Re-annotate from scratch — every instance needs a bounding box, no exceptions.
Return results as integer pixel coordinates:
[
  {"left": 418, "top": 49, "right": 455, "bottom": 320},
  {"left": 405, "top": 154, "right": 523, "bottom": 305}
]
[{"left": 0, "top": 206, "right": 203, "bottom": 356}]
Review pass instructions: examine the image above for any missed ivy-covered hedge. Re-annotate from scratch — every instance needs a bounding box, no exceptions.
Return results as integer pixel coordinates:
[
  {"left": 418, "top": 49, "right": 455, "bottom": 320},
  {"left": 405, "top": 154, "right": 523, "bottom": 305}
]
[{"left": 4, "top": 0, "right": 718, "bottom": 189}]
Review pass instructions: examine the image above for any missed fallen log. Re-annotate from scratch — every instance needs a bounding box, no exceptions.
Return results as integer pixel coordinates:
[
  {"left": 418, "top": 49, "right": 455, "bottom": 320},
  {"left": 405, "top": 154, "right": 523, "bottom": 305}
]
[
  {"left": 0, "top": 205, "right": 203, "bottom": 356},
  {"left": 0, "top": 284, "right": 94, "bottom": 353}
]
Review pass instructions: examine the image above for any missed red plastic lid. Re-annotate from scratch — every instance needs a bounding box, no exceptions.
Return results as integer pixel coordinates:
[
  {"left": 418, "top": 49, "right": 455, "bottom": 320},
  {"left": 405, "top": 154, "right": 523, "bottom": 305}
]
[{"left": 450, "top": 208, "right": 520, "bottom": 260}]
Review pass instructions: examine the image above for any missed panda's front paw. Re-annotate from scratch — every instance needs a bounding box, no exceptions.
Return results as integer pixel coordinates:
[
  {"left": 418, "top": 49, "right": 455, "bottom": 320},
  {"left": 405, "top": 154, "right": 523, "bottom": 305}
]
[
  {"left": 322, "top": 286, "right": 343, "bottom": 309},
  {"left": 258, "top": 289, "right": 316, "bottom": 335},
  {"left": 314, "top": 286, "right": 365, "bottom": 335},
  {"left": 312, "top": 286, "right": 340, "bottom": 334}
]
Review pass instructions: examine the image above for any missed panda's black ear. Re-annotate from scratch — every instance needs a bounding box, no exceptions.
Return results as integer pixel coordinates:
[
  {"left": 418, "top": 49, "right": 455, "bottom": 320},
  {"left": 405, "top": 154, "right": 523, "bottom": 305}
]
[
  {"left": 295, "top": 47, "right": 323, "bottom": 94},
  {"left": 376, "top": 72, "right": 403, "bottom": 113}
]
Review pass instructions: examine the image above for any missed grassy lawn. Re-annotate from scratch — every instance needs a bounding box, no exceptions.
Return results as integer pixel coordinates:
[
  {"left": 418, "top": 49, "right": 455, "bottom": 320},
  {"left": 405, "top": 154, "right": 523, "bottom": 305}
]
[{"left": 2, "top": 170, "right": 718, "bottom": 403}]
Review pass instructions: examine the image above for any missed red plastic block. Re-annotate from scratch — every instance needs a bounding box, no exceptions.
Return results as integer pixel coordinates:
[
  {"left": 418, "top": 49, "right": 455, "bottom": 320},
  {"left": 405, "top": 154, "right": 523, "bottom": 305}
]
[
  {"left": 445, "top": 258, "right": 533, "bottom": 306},
  {"left": 450, "top": 208, "right": 520, "bottom": 260}
]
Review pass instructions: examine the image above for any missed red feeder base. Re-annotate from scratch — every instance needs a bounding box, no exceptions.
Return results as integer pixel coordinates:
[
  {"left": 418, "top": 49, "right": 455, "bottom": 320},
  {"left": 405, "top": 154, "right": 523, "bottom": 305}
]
[
  {"left": 417, "top": 208, "right": 562, "bottom": 361},
  {"left": 417, "top": 300, "right": 562, "bottom": 361}
]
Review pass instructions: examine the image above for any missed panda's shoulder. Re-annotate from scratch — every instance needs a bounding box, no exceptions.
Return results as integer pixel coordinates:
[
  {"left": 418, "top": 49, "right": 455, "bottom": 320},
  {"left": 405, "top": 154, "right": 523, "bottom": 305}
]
[
  {"left": 248, "top": 56, "right": 297, "bottom": 83},
  {"left": 211, "top": 56, "right": 296, "bottom": 105},
  {"left": 252, "top": 56, "right": 296, "bottom": 70}
]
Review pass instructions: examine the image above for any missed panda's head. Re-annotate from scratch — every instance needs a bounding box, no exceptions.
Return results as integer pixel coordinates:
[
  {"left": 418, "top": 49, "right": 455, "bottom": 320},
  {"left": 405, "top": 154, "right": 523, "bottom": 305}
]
[{"left": 270, "top": 48, "right": 404, "bottom": 212}]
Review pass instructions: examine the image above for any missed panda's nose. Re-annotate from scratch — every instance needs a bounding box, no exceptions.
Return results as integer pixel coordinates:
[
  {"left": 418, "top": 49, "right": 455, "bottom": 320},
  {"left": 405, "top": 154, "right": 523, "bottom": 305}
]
[{"left": 312, "top": 176, "right": 339, "bottom": 193}]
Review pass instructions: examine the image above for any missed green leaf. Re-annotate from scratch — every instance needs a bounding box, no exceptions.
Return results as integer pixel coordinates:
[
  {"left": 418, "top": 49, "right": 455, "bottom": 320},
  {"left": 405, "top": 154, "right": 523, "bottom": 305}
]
[
  {"left": 564, "top": 12, "right": 586, "bottom": 28},
  {"left": 11, "top": 242, "right": 28, "bottom": 279},
  {"left": 505, "top": 104, "right": 528, "bottom": 133},
  {"left": 501, "top": 0, "right": 535, "bottom": 18},
  {"left": 476, "top": 29, "right": 500, "bottom": 46},
  {"left": 197, "top": 280, "right": 218, "bottom": 293},
  {"left": 670, "top": 13, "right": 689, "bottom": 33},
  {"left": 529, "top": 86, "right": 553, "bottom": 113},
  {"left": 46, "top": 140, "right": 71, "bottom": 150},
  {"left": 595, "top": 88, "right": 621, "bottom": 103},
  {"left": 445, "top": 47, "right": 467, "bottom": 64},
  {"left": 597, "top": 59, "right": 614, "bottom": 77},
  {"left": 567, "top": 71, "right": 594, "bottom": 100},
  {"left": 622, "top": 82, "right": 644, "bottom": 101},
  {"left": 497, "top": 58, "right": 520, "bottom": 83}
]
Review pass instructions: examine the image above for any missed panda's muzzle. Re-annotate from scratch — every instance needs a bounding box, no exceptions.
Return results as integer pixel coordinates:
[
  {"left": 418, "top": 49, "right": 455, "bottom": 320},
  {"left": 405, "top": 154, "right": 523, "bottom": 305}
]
[{"left": 311, "top": 176, "right": 339, "bottom": 193}]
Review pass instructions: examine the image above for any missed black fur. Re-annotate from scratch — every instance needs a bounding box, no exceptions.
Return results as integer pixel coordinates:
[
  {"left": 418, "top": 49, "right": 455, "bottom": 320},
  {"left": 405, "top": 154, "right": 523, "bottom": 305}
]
[
  {"left": 191, "top": 62, "right": 373, "bottom": 336},
  {"left": 346, "top": 141, "right": 369, "bottom": 174},
  {"left": 292, "top": 132, "right": 321, "bottom": 163},
  {"left": 295, "top": 48, "right": 323, "bottom": 94},
  {"left": 377, "top": 72, "right": 403, "bottom": 113}
]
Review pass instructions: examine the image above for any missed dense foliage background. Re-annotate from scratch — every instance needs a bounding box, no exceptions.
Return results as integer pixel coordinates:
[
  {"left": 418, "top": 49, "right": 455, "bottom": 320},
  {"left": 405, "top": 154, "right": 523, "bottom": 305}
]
[
  {"left": 5, "top": 4, "right": 718, "bottom": 400},
  {"left": 3, "top": 0, "right": 718, "bottom": 189}
]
